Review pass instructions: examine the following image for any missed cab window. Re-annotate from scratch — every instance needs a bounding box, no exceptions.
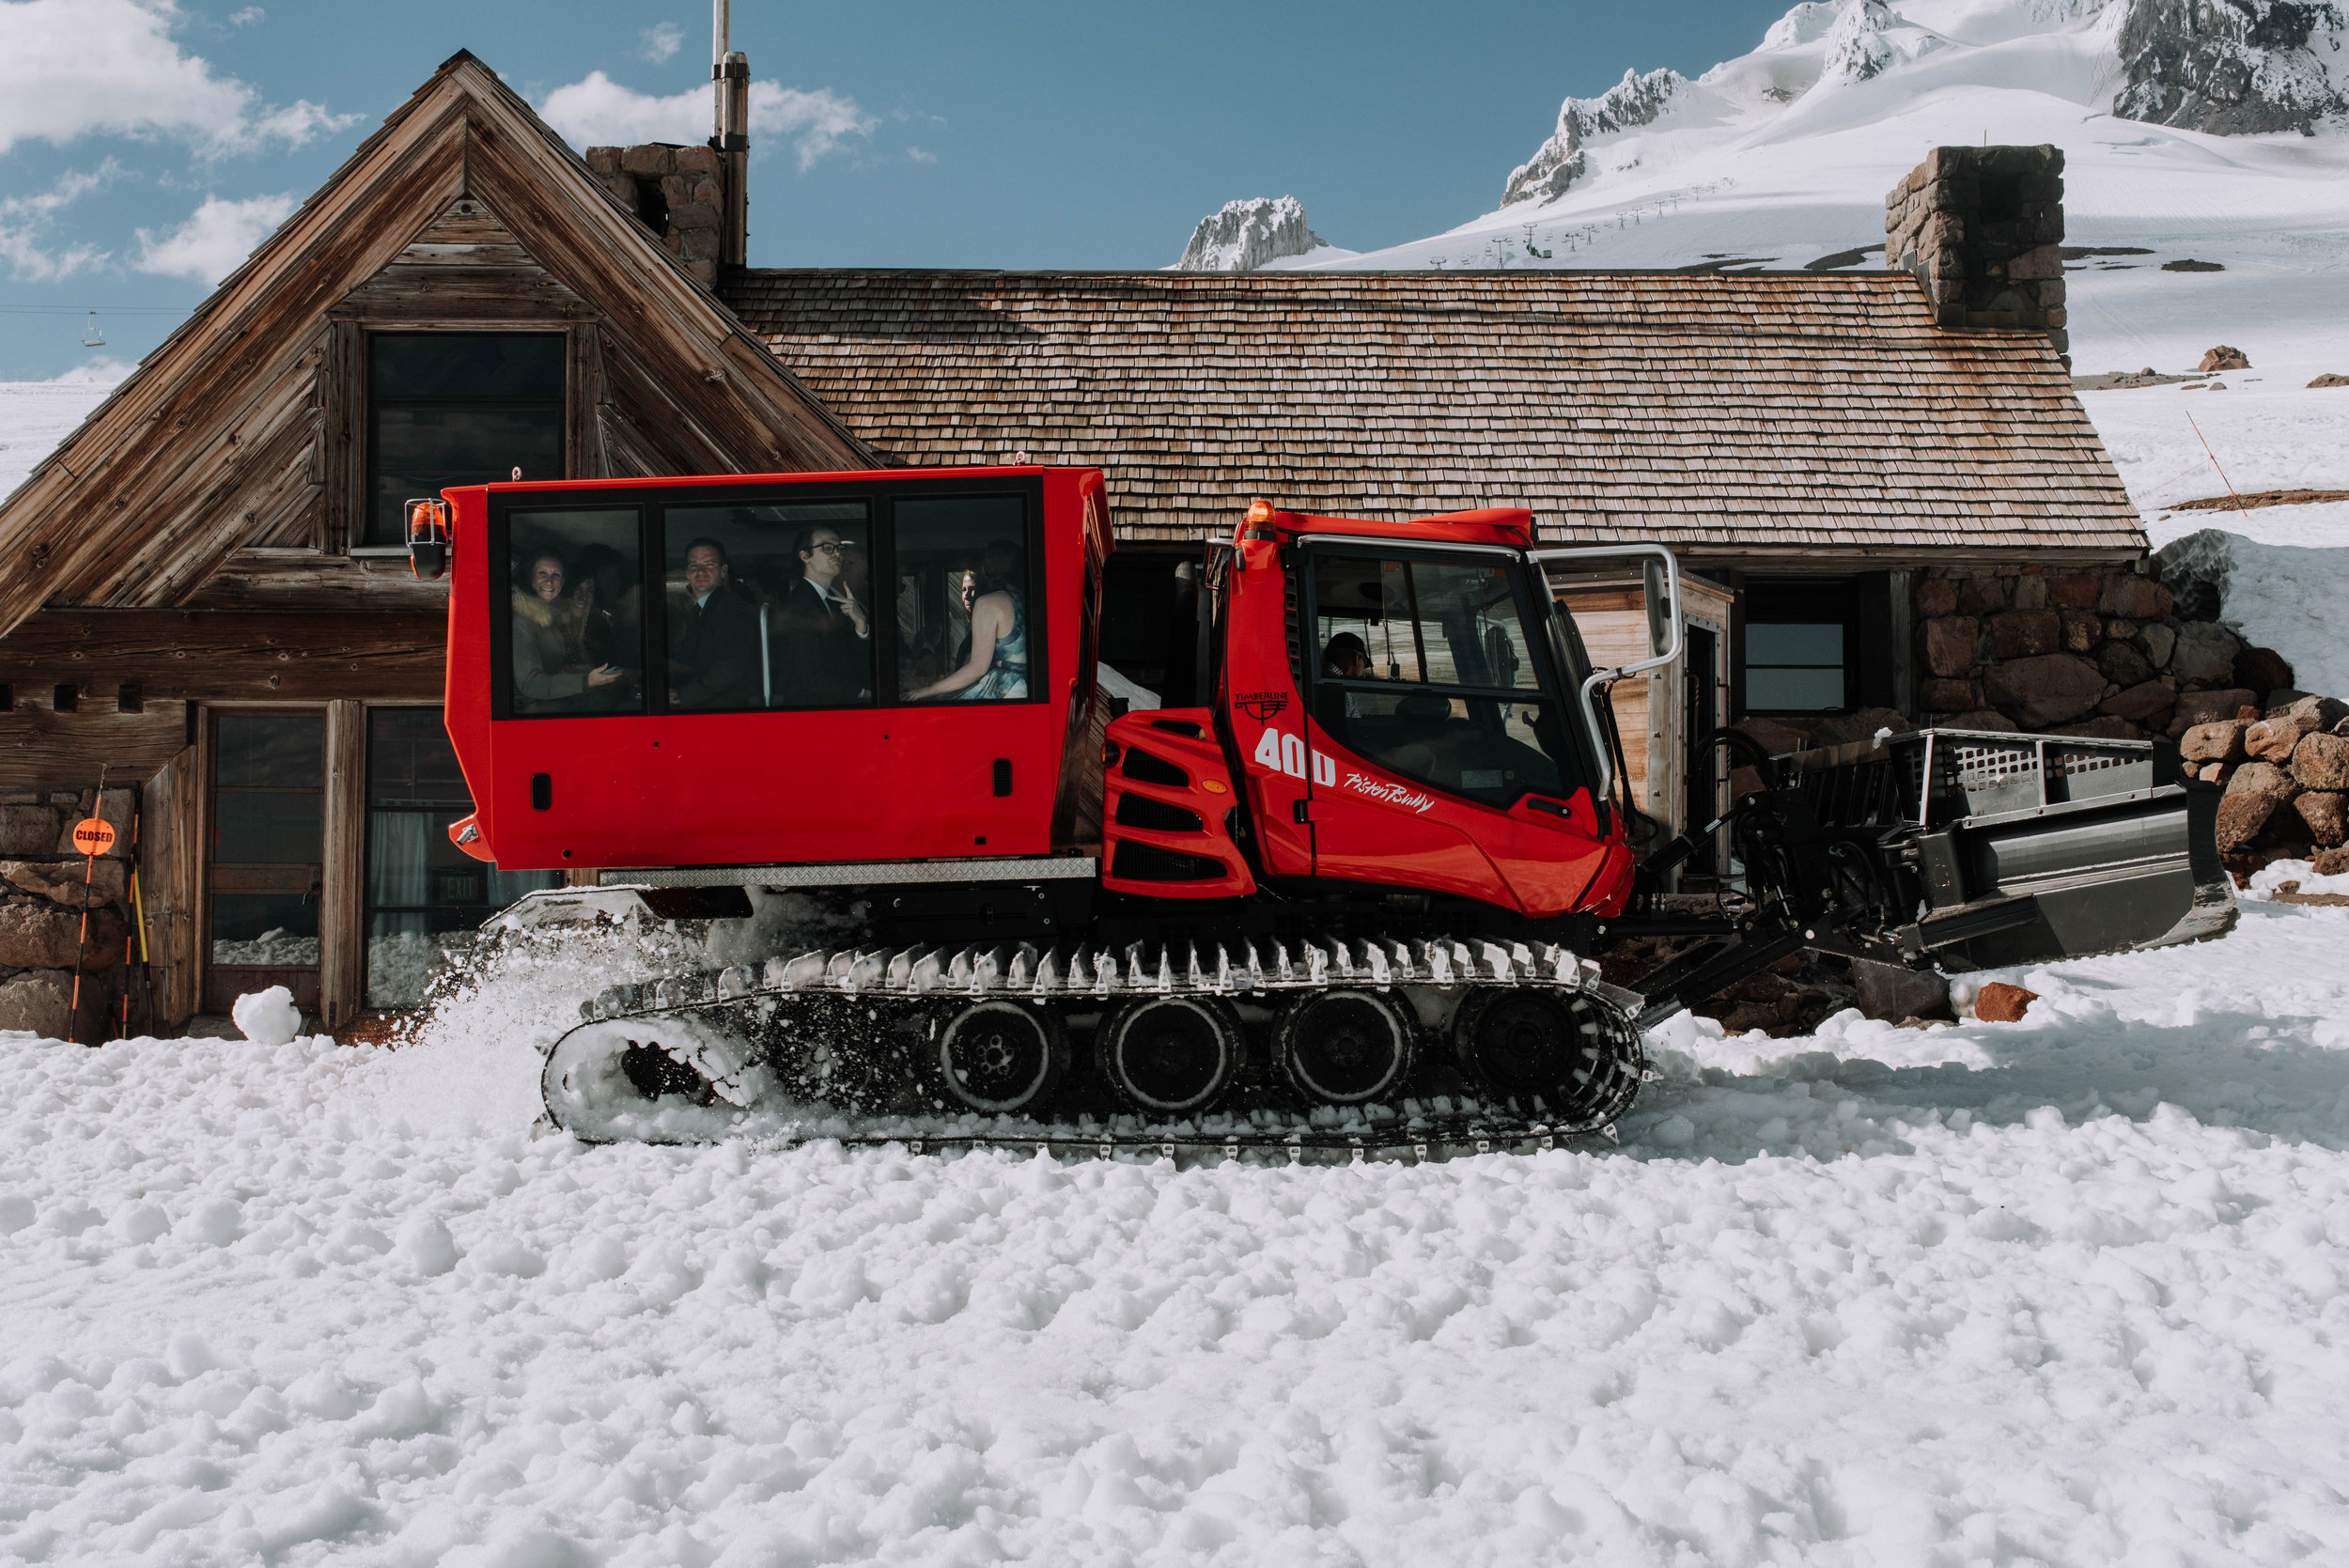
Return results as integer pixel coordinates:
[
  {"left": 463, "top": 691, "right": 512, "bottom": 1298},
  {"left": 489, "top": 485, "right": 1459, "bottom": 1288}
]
[
  {"left": 894, "top": 494, "right": 1035, "bottom": 704},
  {"left": 505, "top": 508, "right": 642, "bottom": 717},
  {"left": 1309, "top": 552, "right": 1578, "bottom": 809},
  {"left": 660, "top": 501, "right": 873, "bottom": 711}
]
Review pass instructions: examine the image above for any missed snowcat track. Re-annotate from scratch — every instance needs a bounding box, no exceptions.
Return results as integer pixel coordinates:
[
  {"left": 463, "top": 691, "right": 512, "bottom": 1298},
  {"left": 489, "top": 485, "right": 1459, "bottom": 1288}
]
[{"left": 540, "top": 934, "right": 1651, "bottom": 1157}]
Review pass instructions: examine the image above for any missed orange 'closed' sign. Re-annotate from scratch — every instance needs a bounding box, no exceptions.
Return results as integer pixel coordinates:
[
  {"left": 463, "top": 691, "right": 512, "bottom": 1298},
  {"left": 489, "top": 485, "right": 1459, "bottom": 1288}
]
[{"left": 71, "top": 817, "right": 117, "bottom": 857}]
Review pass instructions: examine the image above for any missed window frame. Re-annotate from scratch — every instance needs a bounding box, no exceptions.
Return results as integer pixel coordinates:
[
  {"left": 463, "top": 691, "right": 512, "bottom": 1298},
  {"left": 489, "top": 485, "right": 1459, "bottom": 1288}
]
[
  {"left": 1299, "top": 540, "right": 1592, "bottom": 811},
  {"left": 485, "top": 475, "right": 1050, "bottom": 722},
  {"left": 1738, "top": 576, "right": 1860, "bottom": 717},
  {"left": 364, "top": 331, "right": 569, "bottom": 549}
]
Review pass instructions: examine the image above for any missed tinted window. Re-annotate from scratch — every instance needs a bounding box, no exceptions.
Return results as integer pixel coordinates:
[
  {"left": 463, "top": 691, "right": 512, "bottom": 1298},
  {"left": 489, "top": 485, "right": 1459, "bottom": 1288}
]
[
  {"left": 506, "top": 509, "right": 641, "bottom": 716},
  {"left": 1743, "top": 578, "right": 1856, "bottom": 714},
  {"left": 1311, "top": 553, "right": 1576, "bottom": 810},
  {"left": 367, "top": 334, "right": 565, "bottom": 546},
  {"left": 895, "top": 495, "right": 1033, "bottom": 703},
  {"left": 661, "top": 501, "right": 872, "bottom": 711}
]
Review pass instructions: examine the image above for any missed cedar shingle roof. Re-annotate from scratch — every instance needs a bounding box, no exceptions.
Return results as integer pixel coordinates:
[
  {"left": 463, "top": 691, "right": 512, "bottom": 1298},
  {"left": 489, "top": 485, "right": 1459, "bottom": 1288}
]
[{"left": 725, "top": 268, "right": 2145, "bottom": 559}]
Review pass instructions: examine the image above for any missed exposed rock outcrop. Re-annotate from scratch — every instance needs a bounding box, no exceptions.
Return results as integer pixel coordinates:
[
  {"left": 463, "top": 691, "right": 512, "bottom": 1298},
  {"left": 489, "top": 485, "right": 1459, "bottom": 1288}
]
[
  {"left": 1174, "top": 196, "right": 1331, "bottom": 273},
  {"left": 2114, "top": 0, "right": 2349, "bottom": 134},
  {"left": 1501, "top": 68, "right": 1693, "bottom": 208}
]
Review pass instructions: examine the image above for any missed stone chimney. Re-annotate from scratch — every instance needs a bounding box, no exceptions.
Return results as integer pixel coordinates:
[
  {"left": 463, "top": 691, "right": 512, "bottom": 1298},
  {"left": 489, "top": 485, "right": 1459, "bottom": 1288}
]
[
  {"left": 582, "top": 44, "right": 752, "bottom": 287},
  {"left": 585, "top": 143, "right": 730, "bottom": 285},
  {"left": 1886, "top": 145, "right": 2067, "bottom": 364}
]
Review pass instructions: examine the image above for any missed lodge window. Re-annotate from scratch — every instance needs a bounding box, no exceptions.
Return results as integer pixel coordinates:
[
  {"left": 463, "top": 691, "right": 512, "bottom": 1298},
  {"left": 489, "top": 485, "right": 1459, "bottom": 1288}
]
[
  {"left": 490, "top": 485, "right": 1045, "bottom": 720},
  {"left": 364, "top": 333, "right": 566, "bottom": 547},
  {"left": 364, "top": 708, "right": 557, "bottom": 1008},
  {"left": 1740, "top": 579, "right": 1859, "bottom": 714}
]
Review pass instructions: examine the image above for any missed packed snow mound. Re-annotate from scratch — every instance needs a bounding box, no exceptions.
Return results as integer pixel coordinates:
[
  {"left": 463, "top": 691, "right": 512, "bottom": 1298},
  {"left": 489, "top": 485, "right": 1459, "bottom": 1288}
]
[
  {"left": 7, "top": 909, "right": 2349, "bottom": 1560},
  {"left": 2155, "top": 527, "right": 2349, "bottom": 699},
  {"left": 1173, "top": 195, "right": 1338, "bottom": 272},
  {"left": 230, "top": 986, "right": 302, "bottom": 1047}
]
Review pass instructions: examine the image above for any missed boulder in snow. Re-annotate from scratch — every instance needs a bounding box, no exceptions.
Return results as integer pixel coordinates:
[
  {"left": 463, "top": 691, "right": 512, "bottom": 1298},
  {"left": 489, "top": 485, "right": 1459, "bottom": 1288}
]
[
  {"left": 1971, "top": 982, "right": 2037, "bottom": 1022},
  {"left": 2181, "top": 721, "right": 2249, "bottom": 764},
  {"left": 2293, "top": 792, "right": 2348, "bottom": 848},
  {"left": 2294, "top": 732, "right": 2349, "bottom": 792},
  {"left": 2198, "top": 345, "right": 2252, "bottom": 372}
]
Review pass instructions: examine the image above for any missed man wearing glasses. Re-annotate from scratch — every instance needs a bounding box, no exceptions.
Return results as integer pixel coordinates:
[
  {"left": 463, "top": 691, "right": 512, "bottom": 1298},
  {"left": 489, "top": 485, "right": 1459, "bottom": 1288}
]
[
  {"left": 774, "top": 525, "right": 871, "bottom": 703},
  {"left": 668, "top": 536, "right": 763, "bottom": 709}
]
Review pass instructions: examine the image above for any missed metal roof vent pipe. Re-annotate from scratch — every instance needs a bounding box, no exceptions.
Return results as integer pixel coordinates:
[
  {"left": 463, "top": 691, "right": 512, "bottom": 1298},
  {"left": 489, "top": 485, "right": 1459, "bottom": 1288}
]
[{"left": 1886, "top": 144, "right": 2068, "bottom": 367}]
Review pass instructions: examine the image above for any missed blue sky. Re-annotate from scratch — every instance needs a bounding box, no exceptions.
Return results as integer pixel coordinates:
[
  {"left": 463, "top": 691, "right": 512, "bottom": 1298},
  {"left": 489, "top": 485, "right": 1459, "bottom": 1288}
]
[{"left": 0, "top": 0, "right": 1785, "bottom": 379}]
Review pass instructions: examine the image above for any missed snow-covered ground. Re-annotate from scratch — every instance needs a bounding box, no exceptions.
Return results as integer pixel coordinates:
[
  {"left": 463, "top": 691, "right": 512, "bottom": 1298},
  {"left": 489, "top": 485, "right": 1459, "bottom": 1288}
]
[
  {"left": 6, "top": 895, "right": 2349, "bottom": 1563},
  {"left": 0, "top": 364, "right": 129, "bottom": 504}
]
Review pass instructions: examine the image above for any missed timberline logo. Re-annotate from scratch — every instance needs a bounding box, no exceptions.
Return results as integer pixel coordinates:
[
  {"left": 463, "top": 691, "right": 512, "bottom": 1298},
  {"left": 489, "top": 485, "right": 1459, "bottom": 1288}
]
[
  {"left": 1344, "top": 771, "right": 1436, "bottom": 815},
  {"left": 1233, "top": 691, "right": 1289, "bottom": 722}
]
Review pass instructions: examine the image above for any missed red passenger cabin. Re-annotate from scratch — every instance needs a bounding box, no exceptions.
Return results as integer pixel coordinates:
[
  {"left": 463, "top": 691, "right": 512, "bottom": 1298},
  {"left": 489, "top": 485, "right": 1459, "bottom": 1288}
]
[{"left": 441, "top": 467, "right": 1112, "bottom": 872}]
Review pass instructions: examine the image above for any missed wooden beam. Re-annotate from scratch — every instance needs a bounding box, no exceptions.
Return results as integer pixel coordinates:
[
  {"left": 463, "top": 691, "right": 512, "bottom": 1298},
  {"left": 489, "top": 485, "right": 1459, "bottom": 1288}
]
[
  {"left": 0, "top": 704, "right": 191, "bottom": 788},
  {"left": 0, "top": 611, "right": 447, "bottom": 703},
  {"left": 319, "top": 700, "right": 365, "bottom": 1028},
  {"left": 139, "top": 744, "right": 201, "bottom": 1028}
]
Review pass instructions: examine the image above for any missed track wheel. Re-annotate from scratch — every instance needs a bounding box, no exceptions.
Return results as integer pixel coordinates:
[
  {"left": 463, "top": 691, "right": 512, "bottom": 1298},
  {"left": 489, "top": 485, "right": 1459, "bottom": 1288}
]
[
  {"left": 1455, "top": 988, "right": 1612, "bottom": 1112},
  {"left": 1099, "top": 996, "right": 1241, "bottom": 1115},
  {"left": 935, "top": 1000, "right": 1068, "bottom": 1115},
  {"left": 1275, "top": 988, "right": 1415, "bottom": 1106}
]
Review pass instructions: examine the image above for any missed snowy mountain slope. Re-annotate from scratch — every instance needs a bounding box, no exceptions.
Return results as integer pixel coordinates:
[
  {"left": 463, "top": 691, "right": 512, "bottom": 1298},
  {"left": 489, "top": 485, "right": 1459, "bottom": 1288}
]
[
  {"left": 0, "top": 365, "right": 129, "bottom": 504},
  {"left": 6, "top": 900, "right": 2349, "bottom": 1562}
]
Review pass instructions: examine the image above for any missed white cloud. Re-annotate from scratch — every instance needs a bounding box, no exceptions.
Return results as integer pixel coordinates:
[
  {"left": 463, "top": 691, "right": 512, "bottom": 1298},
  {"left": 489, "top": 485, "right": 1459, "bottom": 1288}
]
[
  {"left": 0, "top": 162, "right": 123, "bottom": 279},
  {"left": 639, "top": 22, "right": 683, "bottom": 63},
  {"left": 0, "top": 0, "right": 352, "bottom": 156},
  {"left": 134, "top": 190, "right": 297, "bottom": 284},
  {"left": 227, "top": 5, "right": 263, "bottom": 23},
  {"left": 906, "top": 146, "right": 937, "bottom": 164},
  {"left": 537, "top": 71, "right": 877, "bottom": 171}
]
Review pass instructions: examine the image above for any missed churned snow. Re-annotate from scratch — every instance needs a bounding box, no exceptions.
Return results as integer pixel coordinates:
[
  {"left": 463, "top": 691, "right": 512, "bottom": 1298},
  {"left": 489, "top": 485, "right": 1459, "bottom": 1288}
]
[{"left": 7, "top": 906, "right": 2349, "bottom": 1563}]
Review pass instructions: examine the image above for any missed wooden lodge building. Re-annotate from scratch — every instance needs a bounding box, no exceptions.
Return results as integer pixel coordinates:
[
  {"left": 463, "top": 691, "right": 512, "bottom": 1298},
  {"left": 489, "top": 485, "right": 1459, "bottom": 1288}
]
[{"left": 0, "top": 52, "right": 2155, "bottom": 1036}]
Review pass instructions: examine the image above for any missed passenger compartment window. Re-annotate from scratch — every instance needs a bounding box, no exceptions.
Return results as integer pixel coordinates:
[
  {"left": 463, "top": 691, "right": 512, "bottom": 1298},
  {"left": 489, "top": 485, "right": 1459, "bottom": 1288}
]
[
  {"left": 894, "top": 495, "right": 1034, "bottom": 703},
  {"left": 661, "top": 501, "right": 872, "bottom": 710},
  {"left": 506, "top": 508, "right": 642, "bottom": 716},
  {"left": 1310, "top": 553, "right": 1576, "bottom": 809}
]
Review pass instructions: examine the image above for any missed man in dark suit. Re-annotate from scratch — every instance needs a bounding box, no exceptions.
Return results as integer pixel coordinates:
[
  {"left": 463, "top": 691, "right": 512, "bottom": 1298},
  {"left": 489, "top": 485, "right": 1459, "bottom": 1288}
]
[
  {"left": 668, "top": 537, "right": 763, "bottom": 709},
  {"left": 772, "top": 525, "right": 871, "bottom": 705}
]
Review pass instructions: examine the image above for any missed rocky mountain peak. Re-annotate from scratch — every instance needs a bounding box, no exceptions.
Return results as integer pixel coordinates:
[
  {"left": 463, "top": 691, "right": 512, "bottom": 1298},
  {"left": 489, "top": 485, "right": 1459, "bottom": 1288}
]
[
  {"left": 2115, "top": 0, "right": 2349, "bottom": 133},
  {"left": 1500, "top": 68, "right": 1693, "bottom": 209},
  {"left": 1174, "top": 196, "right": 1331, "bottom": 272}
]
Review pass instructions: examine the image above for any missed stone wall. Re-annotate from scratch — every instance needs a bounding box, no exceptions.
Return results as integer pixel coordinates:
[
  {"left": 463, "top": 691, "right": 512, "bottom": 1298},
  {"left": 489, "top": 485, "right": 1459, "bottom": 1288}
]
[
  {"left": 1886, "top": 144, "right": 2068, "bottom": 361},
  {"left": 0, "top": 787, "right": 134, "bottom": 1040},
  {"left": 583, "top": 143, "right": 728, "bottom": 287}
]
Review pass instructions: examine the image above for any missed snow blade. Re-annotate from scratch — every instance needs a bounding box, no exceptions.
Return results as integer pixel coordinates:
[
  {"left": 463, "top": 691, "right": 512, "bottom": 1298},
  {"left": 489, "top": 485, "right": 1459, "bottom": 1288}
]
[{"left": 1633, "top": 728, "right": 2235, "bottom": 1030}]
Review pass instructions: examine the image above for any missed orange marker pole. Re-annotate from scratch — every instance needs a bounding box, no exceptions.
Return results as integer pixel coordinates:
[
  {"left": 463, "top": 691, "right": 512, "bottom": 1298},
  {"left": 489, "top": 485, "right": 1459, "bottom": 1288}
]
[{"left": 67, "top": 768, "right": 115, "bottom": 1048}]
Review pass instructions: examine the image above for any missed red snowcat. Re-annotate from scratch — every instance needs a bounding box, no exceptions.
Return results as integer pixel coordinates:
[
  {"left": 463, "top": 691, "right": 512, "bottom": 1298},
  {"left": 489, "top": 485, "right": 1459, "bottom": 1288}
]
[{"left": 415, "top": 467, "right": 2233, "bottom": 1155}]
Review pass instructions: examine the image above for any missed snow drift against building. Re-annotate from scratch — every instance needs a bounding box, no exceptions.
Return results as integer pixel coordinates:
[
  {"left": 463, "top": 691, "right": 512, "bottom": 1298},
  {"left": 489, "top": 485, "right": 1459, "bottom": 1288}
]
[{"left": 1174, "top": 195, "right": 1333, "bottom": 272}]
